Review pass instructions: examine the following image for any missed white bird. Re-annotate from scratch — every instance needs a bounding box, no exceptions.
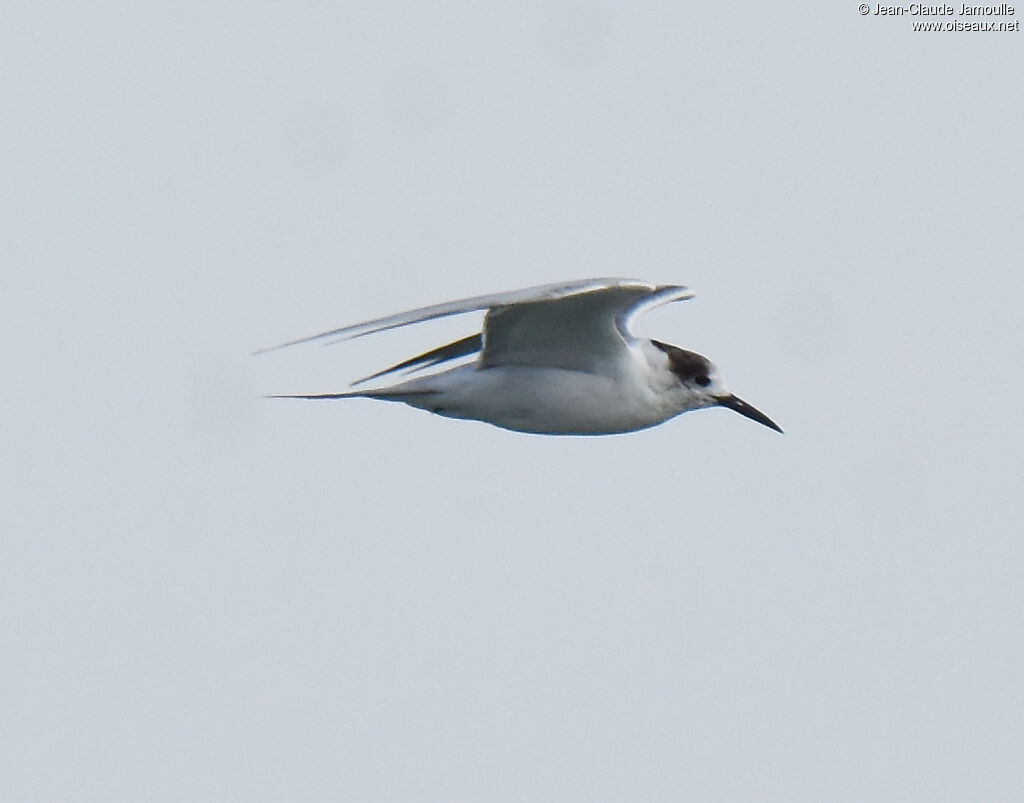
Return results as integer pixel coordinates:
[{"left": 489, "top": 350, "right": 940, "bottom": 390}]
[{"left": 258, "top": 278, "right": 782, "bottom": 436}]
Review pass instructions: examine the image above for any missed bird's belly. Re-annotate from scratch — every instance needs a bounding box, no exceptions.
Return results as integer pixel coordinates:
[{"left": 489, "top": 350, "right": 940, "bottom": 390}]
[{"left": 413, "top": 366, "right": 673, "bottom": 435}]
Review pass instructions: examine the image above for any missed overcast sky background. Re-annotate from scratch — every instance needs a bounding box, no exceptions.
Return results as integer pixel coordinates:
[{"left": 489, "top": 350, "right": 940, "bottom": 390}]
[{"left": 3, "top": 2, "right": 1023, "bottom": 801}]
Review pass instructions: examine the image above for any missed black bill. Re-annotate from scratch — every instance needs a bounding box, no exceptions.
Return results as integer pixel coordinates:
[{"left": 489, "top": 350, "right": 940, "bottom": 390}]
[{"left": 717, "top": 394, "right": 783, "bottom": 433}]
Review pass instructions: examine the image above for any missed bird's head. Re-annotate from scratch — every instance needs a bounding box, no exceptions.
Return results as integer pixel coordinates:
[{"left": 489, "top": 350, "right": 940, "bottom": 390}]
[{"left": 651, "top": 340, "right": 782, "bottom": 433}]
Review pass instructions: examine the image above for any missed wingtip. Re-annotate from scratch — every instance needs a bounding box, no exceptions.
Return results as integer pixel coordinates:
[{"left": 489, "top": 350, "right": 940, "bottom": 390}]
[
  {"left": 663, "top": 284, "right": 695, "bottom": 300},
  {"left": 252, "top": 338, "right": 308, "bottom": 356},
  {"left": 254, "top": 327, "right": 363, "bottom": 356}
]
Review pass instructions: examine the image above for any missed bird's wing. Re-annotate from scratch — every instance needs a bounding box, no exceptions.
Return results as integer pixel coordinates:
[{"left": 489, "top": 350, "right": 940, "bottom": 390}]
[
  {"left": 255, "top": 277, "right": 693, "bottom": 379},
  {"left": 353, "top": 282, "right": 694, "bottom": 383},
  {"left": 351, "top": 333, "right": 482, "bottom": 386},
  {"left": 479, "top": 282, "right": 692, "bottom": 373},
  {"left": 256, "top": 278, "right": 683, "bottom": 353}
]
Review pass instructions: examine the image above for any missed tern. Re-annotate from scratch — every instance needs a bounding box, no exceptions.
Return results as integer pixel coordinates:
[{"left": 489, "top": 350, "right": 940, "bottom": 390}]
[{"left": 258, "top": 278, "right": 782, "bottom": 436}]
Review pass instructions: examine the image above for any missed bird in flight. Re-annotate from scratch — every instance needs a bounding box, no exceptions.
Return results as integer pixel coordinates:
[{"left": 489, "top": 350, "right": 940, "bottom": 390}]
[{"left": 257, "top": 278, "right": 782, "bottom": 436}]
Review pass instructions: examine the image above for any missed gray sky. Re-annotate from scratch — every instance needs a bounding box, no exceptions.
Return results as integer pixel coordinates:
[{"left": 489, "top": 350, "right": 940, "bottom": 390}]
[{"left": 3, "top": 2, "right": 1022, "bottom": 801}]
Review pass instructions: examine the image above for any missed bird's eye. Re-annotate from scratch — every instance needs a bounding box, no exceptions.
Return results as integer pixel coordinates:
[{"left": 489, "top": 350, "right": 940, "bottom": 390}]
[{"left": 695, "top": 375, "right": 710, "bottom": 387}]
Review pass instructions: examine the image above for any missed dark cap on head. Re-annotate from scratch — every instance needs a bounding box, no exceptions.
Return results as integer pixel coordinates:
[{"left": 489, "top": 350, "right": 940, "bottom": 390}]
[
  {"left": 652, "top": 340, "right": 782, "bottom": 433},
  {"left": 651, "top": 340, "right": 712, "bottom": 386}
]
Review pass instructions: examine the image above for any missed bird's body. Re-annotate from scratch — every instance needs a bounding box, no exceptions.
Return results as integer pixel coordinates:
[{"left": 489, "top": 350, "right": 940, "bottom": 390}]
[
  {"left": 356, "top": 339, "right": 682, "bottom": 435},
  {"left": 258, "top": 278, "right": 781, "bottom": 436}
]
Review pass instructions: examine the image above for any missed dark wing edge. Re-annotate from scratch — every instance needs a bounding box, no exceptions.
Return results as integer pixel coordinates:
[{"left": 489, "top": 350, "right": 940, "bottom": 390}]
[{"left": 351, "top": 333, "right": 483, "bottom": 386}]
